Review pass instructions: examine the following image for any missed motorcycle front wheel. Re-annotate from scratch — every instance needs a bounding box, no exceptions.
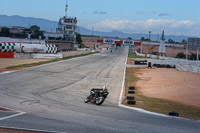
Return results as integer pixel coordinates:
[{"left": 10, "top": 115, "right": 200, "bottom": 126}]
[
  {"left": 84, "top": 98, "right": 90, "bottom": 103},
  {"left": 95, "top": 96, "right": 105, "bottom": 105}
]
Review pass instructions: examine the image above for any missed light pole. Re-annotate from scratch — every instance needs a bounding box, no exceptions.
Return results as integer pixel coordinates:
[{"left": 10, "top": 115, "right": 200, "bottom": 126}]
[
  {"left": 92, "top": 27, "right": 94, "bottom": 41},
  {"left": 149, "top": 31, "right": 151, "bottom": 41},
  {"left": 92, "top": 27, "right": 94, "bottom": 49}
]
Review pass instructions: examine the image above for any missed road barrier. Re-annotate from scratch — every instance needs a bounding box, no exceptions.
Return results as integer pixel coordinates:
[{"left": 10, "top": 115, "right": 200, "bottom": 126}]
[{"left": 0, "top": 52, "right": 14, "bottom": 58}]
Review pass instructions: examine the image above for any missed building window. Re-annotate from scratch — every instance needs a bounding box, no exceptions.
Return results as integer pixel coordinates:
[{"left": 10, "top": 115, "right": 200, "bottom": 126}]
[
  {"left": 64, "top": 19, "right": 73, "bottom": 23},
  {"left": 66, "top": 25, "right": 72, "bottom": 29}
]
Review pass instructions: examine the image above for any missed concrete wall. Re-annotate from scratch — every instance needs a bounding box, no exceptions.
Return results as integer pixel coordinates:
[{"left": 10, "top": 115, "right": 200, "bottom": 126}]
[{"left": 176, "top": 65, "right": 200, "bottom": 74}]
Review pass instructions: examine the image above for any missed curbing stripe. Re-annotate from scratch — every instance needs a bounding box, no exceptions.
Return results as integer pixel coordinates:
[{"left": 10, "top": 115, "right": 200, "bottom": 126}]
[{"left": 0, "top": 126, "right": 66, "bottom": 133}]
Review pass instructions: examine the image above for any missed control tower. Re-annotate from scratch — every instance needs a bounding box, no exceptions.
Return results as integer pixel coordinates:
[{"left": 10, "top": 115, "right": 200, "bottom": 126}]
[{"left": 57, "top": 0, "right": 77, "bottom": 43}]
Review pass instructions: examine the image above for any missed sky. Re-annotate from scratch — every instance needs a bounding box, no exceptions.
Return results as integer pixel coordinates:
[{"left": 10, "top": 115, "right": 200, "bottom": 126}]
[{"left": 1, "top": 0, "right": 200, "bottom": 36}]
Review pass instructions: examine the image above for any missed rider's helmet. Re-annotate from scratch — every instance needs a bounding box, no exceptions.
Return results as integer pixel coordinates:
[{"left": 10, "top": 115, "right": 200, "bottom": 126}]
[{"left": 103, "top": 86, "right": 107, "bottom": 91}]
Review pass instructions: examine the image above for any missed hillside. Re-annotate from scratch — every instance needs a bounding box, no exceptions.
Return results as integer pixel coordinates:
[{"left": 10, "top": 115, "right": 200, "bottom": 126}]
[{"left": 0, "top": 15, "right": 188, "bottom": 42}]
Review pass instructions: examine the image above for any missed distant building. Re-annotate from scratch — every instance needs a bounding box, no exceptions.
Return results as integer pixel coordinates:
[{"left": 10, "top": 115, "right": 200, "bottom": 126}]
[
  {"left": 56, "top": 0, "right": 77, "bottom": 43},
  {"left": 9, "top": 26, "right": 27, "bottom": 34},
  {"left": 43, "top": 32, "right": 64, "bottom": 40}
]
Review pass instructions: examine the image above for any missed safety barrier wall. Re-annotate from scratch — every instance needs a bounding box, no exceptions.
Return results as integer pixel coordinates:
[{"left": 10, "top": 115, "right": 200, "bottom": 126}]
[
  {"left": 0, "top": 52, "right": 14, "bottom": 58},
  {"left": 0, "top": 43, "right": 15, "bottom": 58},
  {"left": 0, "top": 42, "right": 58, "bottom": 58},
  {"left": 176, "top": 64, "right": 200, "bottom": 74}
]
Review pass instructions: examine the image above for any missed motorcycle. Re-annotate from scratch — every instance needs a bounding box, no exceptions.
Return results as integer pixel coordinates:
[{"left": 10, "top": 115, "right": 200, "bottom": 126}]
[{"left": 84, "top": 88, "right": 109, "bottom": 105}]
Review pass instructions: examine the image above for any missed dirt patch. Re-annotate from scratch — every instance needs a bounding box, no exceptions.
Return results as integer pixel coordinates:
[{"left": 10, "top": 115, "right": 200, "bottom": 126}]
[
  {"left": 62, "top": 51, "right": 90, "bottom": 57},
  {"left": 0, "top": 59, "right": 50, "bottom": 70},
  {"left": 135, "top": 68, "right": 200, "bottom": 108},
  {"left": 124, "top": 67, "right": 200, "bottom": 120},
  {"left": 0, "top": 51, "right": 93, "bottom": 73}
]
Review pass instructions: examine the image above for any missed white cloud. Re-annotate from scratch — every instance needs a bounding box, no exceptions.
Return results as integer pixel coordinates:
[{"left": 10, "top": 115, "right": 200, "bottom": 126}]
[
  {"left": 85, "top": 19, "right": 200, "bottom": 36},
  {"left": 159, "top": 13, "right": 172, "bottom": 17},
  {"left": 93, "top": 11, "right": 107, "bottom": 15}
]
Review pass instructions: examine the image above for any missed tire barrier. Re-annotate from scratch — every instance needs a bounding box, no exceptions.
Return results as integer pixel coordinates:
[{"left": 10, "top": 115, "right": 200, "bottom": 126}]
[
  {"left": 46, "top": 44, "right": 57, "bottom": 54},
  {"left": 127, "top": 86, "right": 136, "bottom": 105},
  {"left": 0, "top": 42, "right": 58, "bottom": 58},
  {"left": 148, "top": 62, "right": 152, "bottom": 68},
  {"left": 129, "top": 86, "right": 135, "bottom": 90},
  {"left": 169, "top": 112, "right": 179, "bottom": 117},
  {"left": 0, "top": 43, "right": 15, "bottom": 58},
  {"left": 0, "top": 43, "right": 15, "bottom": 52},
  {"left": 127, "top": 96, "right": 135, "bottom": 100},
  {"left": 127, "top": 100, "right": 136, "bottom": 105},
  {"left": 128, "top": 90, "right": 135, "bottom": 94},
  {"left": 135, "top": 60, "right": 147, "bottom": 65},
  {"left": 153, "top": 64, "right": 175, "bottom": 68}
]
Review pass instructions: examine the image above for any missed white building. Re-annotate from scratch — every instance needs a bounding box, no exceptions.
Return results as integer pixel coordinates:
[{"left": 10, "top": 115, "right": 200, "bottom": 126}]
[{"left": 56, "top": 0, "right": 77, "bottom": 43}]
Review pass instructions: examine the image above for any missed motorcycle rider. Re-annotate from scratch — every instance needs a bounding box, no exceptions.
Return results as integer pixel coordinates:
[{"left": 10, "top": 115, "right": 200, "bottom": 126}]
[{"left": 90, "top": 86, "right": 107, "bottom": 98}]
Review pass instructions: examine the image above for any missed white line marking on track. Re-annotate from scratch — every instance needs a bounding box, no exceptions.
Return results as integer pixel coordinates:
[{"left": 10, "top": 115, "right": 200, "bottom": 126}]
[
  {"left": 0, "top": 106, "right": 26, "bottom": 121},
  {"left": 0, "top": 112, "right": 26, "bottom": 121}
]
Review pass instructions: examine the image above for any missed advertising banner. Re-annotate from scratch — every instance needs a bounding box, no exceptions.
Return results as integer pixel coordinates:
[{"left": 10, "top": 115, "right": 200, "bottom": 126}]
[
  {"left": 103, "top": 39, "right": 115, "bottom": 44},
  {"left": 123, "top": 40, "right": 134, "bottom": 45}
]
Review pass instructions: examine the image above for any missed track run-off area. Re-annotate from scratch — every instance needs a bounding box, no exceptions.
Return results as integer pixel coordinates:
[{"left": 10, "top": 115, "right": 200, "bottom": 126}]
[{"left": 0, "top": 47, "right": 199, "bottom": 133}]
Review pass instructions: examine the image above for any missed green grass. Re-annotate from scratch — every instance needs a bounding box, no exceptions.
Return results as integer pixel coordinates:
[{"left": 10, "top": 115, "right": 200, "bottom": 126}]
[
  {"left": 124, "top": 67, "right": 200, "bottom": 120},
  {"left": 6, "top": 52, "right": 99, "bottom": 69},
  {"left": 128, "top": 55, "right": 145, "bottom": 58}
]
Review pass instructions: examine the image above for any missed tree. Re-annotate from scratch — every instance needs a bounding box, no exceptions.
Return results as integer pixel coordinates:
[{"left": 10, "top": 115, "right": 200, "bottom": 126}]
[
  {"left": 168, "top": 39, "right": 175, "bottom": 43},
  {"left": 189, "top": 53, "right": 198, "bottom": 60},
  {"left": 30, "top": 25, "right": 40, "bottom": 33},
  {"left": 127, "top": 37, "right": 132, "bottom": 40},
  {"left": 141, "top": 37, "right": 145, "bottom": 41},
  {"left": 176, "top": 52, "right": 185, "bottom": 59},
  {"left": 0, "top": 27, "right": 10, "bottom": 34},
  {"left": 182, "top": 39, "right": 187, "bottom": 43},
  {"left": 76, "top": 33, "right": 82, "bottom": 44}
]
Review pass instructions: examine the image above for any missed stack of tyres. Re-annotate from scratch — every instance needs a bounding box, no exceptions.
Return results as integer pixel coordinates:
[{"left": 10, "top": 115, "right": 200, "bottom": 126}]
[
  {"left": 0, "top": 43, "right": 15, "bottom": 58},
  {"left": 127, "top": 86, "right": 136, "bottom": 105}
]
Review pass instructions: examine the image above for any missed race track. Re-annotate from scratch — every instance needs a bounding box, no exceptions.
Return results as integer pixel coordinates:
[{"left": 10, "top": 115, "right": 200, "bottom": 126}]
[{"left": 0, "top": 46, "right": 199, "bottom": 133}]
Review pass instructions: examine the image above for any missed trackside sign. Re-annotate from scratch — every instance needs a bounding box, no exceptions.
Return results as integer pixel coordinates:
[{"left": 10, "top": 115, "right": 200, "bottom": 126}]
[
  {"left": 123, "top": 40, "right": 134, "bottom": 45},
  {"left": 103, "top": 39, "right": 115, "bottom": 44}
]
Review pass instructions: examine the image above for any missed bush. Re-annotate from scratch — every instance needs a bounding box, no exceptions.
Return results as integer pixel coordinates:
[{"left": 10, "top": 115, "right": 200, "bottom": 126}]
[{"left": 176, "top": 52, "right": 185, "bottom": 59}]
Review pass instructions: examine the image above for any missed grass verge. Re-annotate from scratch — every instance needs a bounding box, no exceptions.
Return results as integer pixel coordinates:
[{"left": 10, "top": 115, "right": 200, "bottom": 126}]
[
  {"left": 128, "top": 55, "right": 145, "bottom": 58},
  {"left": 6, "top": 52, "right": 99, "bottom": 69},
  {"left": 124, "top": 67, "right": 200, "bottom": 120}
]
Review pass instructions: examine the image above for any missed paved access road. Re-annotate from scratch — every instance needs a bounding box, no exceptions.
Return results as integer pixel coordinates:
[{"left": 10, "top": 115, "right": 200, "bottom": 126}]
[{"left": 0, "top": 47, "right": 199, "bottom": 133}]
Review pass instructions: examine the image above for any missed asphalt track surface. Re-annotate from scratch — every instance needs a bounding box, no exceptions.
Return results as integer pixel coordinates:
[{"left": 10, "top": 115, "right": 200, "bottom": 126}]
[{"left": 0, "top": 47, "right": 200, "bottom": 133}]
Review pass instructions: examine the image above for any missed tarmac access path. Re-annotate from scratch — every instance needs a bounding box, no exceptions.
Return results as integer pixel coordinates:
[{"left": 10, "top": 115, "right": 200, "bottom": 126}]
[{"left": 0, "top": 46, "right": 199, "bottom": 133}]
